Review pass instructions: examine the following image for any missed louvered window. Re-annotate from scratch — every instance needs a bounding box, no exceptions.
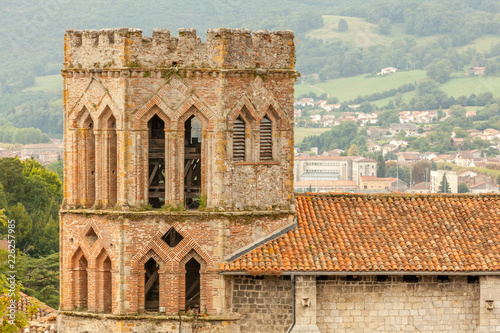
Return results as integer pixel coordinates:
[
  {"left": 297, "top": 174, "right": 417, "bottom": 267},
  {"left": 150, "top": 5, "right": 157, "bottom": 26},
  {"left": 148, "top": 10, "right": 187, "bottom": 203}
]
[
  {"left": 233, "top": 117, "right": 245, "bottom": 161},
  {"left": 260, "top": 116, "right": 272, "bottom": 160}
]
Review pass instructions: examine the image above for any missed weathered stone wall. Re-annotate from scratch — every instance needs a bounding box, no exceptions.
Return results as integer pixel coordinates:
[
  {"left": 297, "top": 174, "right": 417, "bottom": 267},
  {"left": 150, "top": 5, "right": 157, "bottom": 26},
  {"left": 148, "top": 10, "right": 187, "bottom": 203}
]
[
  {"left": 230, "top": 276, "right": 293, "bottom": 333},
  {"left": 60, "top": 26, "right": 297, "bottom": 332},
  {"left": 316, "top": 276, "right": 480, "bottom": 333},
  {"left": 478, "top": 276, "right": 500, "bottom": 332},
  {"left": 62, "top": 59, "right": 296, "bottom": 211},
  {"left": 59, "top": 211, "right": 294, "bottom": 316},
  {"left": 57, "top": 313, "right": 240, "bottom": 333},
  {"left": 64, "top": 28, "right": 295, "bottom": 70}
]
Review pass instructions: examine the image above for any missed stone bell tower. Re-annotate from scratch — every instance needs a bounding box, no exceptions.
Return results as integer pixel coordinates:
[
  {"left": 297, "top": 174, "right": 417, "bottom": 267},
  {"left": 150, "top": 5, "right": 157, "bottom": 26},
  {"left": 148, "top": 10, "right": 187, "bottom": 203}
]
[{"left": 58, "top": 27, "right": 298, "bottom": 332}]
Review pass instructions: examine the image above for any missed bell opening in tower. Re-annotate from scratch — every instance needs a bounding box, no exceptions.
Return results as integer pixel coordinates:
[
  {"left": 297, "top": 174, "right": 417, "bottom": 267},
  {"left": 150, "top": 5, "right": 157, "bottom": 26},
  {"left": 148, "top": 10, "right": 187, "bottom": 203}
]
[
  {"left": 148, "top": 115, "right": 165, "bottom": 208},
  {"left": 144, "top": 258, "right": 160, "bottom": 312},
  {"left": 184, "top": 115, "right": 202, "bottom": 209},
  {"left": 185, "top": 258, "right": 201, "bottom": 311}
]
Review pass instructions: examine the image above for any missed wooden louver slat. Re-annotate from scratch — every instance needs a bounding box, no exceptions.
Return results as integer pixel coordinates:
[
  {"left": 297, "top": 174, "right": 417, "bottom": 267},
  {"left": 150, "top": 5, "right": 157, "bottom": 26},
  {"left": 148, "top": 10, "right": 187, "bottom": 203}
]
[
  {"left": 233, "top": 117, "right": 245, "bottom": 161},
  {"left": 260, "top": 116, "right": 272, "bottom": 160}
]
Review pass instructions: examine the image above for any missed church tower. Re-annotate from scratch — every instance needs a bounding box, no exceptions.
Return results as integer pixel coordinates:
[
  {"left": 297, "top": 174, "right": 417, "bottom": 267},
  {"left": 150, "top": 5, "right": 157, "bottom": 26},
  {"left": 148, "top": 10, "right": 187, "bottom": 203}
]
[{"left": 58, "top": 27, "right": 297, "bottom": 331}]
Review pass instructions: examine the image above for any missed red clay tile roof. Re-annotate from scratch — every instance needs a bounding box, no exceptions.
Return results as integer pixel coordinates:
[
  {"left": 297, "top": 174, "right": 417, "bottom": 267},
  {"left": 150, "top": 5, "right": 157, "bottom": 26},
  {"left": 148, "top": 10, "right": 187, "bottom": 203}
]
[
  {"left": 0, "top": 292, "right": 56, "bottom": 332},
  {"left": 221, "top": 193, "right": 500, "bottom": 274}
]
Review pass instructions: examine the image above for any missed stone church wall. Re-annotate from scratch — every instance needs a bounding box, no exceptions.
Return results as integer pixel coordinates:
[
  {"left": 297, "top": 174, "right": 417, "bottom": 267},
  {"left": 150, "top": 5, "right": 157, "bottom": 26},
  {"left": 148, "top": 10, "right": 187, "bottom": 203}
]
[
  {"left": 230, "top": 276, "right": 293, "bottom": 333},
  {"left": 316, "top": 276, "right": 480, "bottom": 333}
]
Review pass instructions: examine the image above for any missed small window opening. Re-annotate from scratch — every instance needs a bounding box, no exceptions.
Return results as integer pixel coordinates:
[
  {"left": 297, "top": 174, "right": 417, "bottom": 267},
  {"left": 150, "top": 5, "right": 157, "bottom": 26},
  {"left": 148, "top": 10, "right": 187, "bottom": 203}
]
[
  {"left": 184, "top": 116, "right": 202, "bottom": 209},
  {"left": 144, "top": 258, "right": 160, "bottom": 312},
  {"left": 260, "top": 116, "right": 272, "bottom": 161},
  {"left": 85, "top": 227, "right": 98, "bottom": 245},
  {"left": 233, "top": 117, "right": 245, "bottom": 161},
  {"left": 403, "top": 275, "right": 419, "bottom": 283},
  {"left": 468, "top": 276, "right": 479, "bottom": 284},
  {"left": 437, "top": 275, "right": 450, "bottom": 283},
  {"left": 148, "top": 115, "right": 165, "bottom": 208},
  {"left": 282, "top": 275, "right": 291, "bottom": 281},
  {"left": 185, "top": 258, "right": 201, "bottom": 311},
  {"left": 161, "top": 228, "right": 184, "bottom": 247},
  {"left": 376, "top": 275, "right": 389, "bottom": 282}
]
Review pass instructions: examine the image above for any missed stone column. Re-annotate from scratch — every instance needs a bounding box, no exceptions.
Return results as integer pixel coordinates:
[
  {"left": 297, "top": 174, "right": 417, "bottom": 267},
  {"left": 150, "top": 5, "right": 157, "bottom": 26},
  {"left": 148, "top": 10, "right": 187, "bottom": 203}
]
[
  {"left": 478, "top": 276, "right": 500, "bottom": 332},
  {"left": 291, "top": 275, "right": 321, "bottom": 333}
]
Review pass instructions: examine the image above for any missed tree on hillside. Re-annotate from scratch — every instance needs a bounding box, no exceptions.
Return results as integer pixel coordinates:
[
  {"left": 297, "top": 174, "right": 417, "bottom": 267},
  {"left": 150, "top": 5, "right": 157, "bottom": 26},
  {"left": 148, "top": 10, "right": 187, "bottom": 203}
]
[
  {"left": 338, "top": 18, "right": 348, "bottom": 32},
  {"left": 378, "top": 109, "right": 399, "bottom": 127},
  {"left": 377, "top": 18, "right": 392, "bottom": 35},
  {"left": 426, "top": 61, "right": 452, "bottom": 83},
  {"left": 458, "top": 183, "right": 469, "bottom": 193},
  {"left": 439, "top": 173, "right": 451, "bottom": 193},
  {"left": 17, "top": 252, "right": 60, "bottom": 308},
  {"left": 0, "top": 158, "right": 61, "bottom": 257},
  {"left": 412, "top": 160, "right": 432, "bottom": 184},
  {"left": 358, "top": 101, "right": 373, "bottom": 113},
  {"left": 377, "top": 154, "right": 386, "bottom": 177},
  {"left": 348, "top": 144, "right": 359, "bottom": 156},
  {"left": 453, "top": 127, "right": 468, "bottom": 139}
]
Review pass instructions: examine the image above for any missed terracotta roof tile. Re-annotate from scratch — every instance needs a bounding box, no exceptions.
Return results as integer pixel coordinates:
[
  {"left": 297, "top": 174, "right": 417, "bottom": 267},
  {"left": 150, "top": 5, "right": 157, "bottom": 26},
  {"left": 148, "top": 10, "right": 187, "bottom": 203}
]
[{"left": 221, "top": 193, "right": 500, "bottom": 274}]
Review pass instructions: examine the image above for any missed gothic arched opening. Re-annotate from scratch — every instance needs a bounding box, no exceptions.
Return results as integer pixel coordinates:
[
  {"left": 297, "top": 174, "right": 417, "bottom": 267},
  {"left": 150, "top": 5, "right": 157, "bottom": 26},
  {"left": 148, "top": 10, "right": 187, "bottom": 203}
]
[
  {"left": 144, "top": 258, "right": 160, "bottom": 312},
  {"left": 185, "top": 258, "right": 201, "bottom": 310},
  {"left": 184, "top": 115, "right": 202, "bottom": 209},
  {"left": 148, "top": 115, "right": 165, "bottom": 208},
  {"left": 76, "top": 255, "right": 88, "bottom": 310}
]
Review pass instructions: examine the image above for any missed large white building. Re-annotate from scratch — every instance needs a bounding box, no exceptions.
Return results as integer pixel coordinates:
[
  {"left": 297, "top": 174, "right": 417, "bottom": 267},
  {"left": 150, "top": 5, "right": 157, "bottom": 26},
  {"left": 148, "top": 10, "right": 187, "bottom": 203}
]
[{"left": 430, "top": 170, "right": 458, "bottom": 193}]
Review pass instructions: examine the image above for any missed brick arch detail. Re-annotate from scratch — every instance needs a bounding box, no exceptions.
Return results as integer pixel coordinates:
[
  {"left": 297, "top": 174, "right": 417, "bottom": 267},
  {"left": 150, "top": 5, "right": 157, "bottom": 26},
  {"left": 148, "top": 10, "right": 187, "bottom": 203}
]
[
  {"left": 95, "top": 94, "right": 120, "bottom": 128},
  {"left": 177, "top": 249, "right": 209, "bottom": 312},
  {"left": 179, "top": 249, "right": 208, "bottom": 271},
  {"left": 71, "top": 245, "right": 90, "bottom": 269},
  {"left": 70, "top": 97, "right": 97, "bottom": 128},
  {"left": 175, "top": 97, "right": 214, "bottom": 130},
  {"left": 228, "top": 95, "right": 259, "bottom": 128},
  {"left": 258, "top": 95, "right": 286, "bottom": 127},
  {"left": 132, "top": 238, "right": 171, "bottom": 270},
  {"left": 73, "top": 104, "right": 96, "bottom": 129},
  {"left": 133, "top": 96, "right": 174, "bottom": 129},
  {"left": 96, "top": 104, "right": 119, "bottom": 130}
]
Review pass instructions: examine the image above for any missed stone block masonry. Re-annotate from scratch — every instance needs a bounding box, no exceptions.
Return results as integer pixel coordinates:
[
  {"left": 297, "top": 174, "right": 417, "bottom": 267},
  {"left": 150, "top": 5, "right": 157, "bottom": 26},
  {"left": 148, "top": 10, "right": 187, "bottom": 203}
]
[
  {"left": 230, "top": 276, "right": 293, "bottom": 333},
  {"left": 316, "top": 276, "right": 480, "bottom": 333}
]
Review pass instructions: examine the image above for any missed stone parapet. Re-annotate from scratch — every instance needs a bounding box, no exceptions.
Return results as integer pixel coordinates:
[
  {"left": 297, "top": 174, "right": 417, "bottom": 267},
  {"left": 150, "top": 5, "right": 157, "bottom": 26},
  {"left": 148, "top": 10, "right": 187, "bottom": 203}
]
[{"left": 64, "top": 28, "right": 295, "bottom": 70}]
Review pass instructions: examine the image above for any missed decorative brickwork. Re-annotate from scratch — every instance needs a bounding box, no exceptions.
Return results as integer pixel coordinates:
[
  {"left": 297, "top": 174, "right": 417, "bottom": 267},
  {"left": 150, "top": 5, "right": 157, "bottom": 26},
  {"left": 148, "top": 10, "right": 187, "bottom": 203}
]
[{"left": 60, "top": 27, "right": 297, "bottom": 331}]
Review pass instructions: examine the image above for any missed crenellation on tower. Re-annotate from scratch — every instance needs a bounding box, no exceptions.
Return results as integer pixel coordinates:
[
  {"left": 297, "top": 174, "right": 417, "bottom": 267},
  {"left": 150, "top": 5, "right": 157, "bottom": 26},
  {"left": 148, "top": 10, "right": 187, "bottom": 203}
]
[{"left": 64, "top": 28, "right": 295, "bottom": 70}]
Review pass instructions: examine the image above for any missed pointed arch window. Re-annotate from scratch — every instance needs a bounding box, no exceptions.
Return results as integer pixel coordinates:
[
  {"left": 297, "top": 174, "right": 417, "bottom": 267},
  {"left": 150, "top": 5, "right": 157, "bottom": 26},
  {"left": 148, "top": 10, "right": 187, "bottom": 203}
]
[
  {"left": 260, "top": 116, "right": 273, "bottom": 161},
  {"left": 233, "top": 116, "right": 246, "bottom": 161}
]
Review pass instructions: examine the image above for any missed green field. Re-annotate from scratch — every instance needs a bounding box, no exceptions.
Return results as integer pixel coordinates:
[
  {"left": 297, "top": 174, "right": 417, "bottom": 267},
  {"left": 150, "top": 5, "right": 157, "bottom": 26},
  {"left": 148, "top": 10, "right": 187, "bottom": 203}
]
[
  {"left": 295, "top": 70, "right": 427, "bottom": 101},
  {"left": 307, "top": 15, "right": 439, "bottom": 48},
  {"left": 295, "top": 127, "right": 330, "bottom": 144},
  {"left": 24, "top": 74, "right": 62, "bottom": 93},
  {"left": 440, "top": 76, "right": 500, "bottom": 97},
  {"left": 457, "top": 35, "right": 500, "bottom": 53},
  {"left": 296, "top": 70, "right": 500, "bottom": 105}
]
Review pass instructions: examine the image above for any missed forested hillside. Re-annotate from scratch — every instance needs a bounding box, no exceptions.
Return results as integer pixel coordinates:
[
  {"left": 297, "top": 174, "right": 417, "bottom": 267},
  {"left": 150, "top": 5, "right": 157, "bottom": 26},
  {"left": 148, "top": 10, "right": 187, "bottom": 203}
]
[{"left": 2, "top": 0, "right": 500, "bottom": 135}]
